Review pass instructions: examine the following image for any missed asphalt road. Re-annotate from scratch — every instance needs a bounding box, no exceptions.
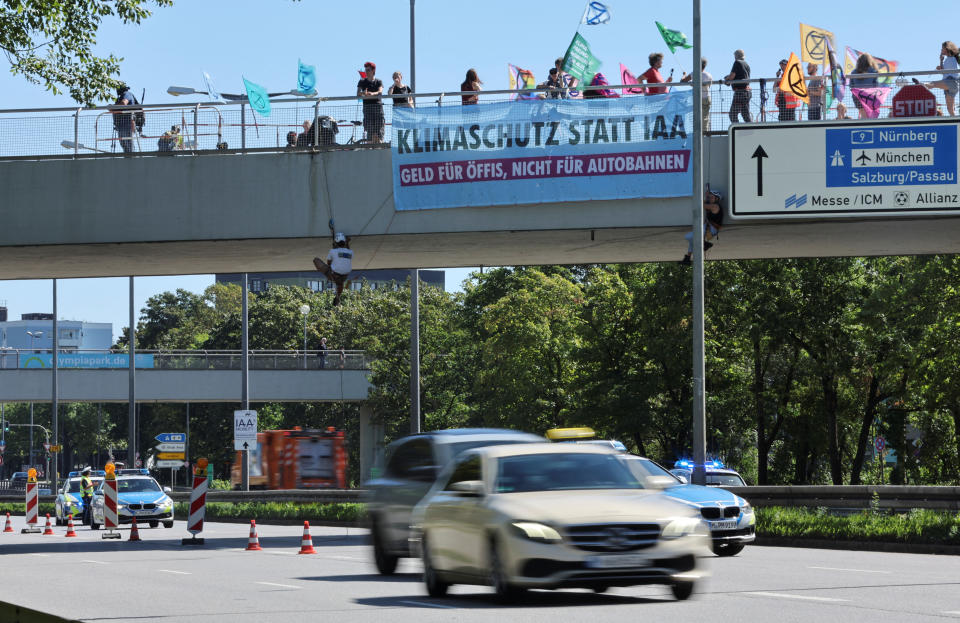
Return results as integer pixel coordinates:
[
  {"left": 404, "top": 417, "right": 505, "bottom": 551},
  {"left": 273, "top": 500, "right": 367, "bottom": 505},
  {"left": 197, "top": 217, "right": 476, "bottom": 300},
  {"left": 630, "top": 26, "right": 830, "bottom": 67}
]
[{"left": 2, "top": 517, "right": 959, "bottom": 622}]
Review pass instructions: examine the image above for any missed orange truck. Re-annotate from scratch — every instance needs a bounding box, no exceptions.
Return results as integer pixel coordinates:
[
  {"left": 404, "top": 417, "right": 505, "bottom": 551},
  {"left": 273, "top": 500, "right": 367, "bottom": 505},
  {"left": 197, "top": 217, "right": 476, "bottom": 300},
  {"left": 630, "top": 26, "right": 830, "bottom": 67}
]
[{"left": 230, "top": 427, "right": 347, "bottom": 489}]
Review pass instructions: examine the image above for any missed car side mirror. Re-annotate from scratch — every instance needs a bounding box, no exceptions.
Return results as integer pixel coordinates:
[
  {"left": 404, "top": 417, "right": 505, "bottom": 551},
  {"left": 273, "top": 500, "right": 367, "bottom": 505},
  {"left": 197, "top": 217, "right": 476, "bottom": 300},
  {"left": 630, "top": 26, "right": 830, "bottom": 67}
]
[
  {"left": 646, "top": 475, "right": 678, "bottom": 490},
  {"left": 450, "top": 480, "right": 485, "bottom": 497},
  {"left": 163, "top": 487, "right": 172, "bottom": 493}
]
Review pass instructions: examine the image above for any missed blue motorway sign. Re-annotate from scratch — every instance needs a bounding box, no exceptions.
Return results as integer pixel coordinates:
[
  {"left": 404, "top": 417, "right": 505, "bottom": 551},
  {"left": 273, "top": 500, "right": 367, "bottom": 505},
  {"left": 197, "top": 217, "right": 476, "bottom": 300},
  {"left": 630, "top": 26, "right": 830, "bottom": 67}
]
[
  {"left": 826, "top": 124, "right": 957, "bottom": 188},
  {"left": 155, "top": 432, "right": 186, "bottom": 443}
]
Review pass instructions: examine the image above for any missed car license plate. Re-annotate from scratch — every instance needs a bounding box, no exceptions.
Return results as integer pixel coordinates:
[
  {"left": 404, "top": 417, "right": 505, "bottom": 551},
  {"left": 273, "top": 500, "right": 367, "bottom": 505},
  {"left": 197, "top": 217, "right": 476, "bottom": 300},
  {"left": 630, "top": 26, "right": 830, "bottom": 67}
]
[
  {"left": 710, "top": 520, "right": 738, "bottom": 530},
  {"left": 586, "top": 554, "right": 651, "bottom": 569}
]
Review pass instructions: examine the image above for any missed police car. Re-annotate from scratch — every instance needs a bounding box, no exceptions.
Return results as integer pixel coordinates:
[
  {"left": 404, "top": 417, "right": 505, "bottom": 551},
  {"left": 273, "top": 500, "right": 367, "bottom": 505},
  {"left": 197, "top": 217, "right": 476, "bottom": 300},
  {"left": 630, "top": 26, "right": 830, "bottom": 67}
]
[
  {"left": 669, "top": 459, "right": 747, "bottom": 487},
  {"left": 55, "top": 470, "right": 105, "bottom": 525},
  {"left": 90, "top": 470, "right": 175, "bottom": 529},
  {"left": 624, "top": 457, "right": 755, "bottom": 556}
]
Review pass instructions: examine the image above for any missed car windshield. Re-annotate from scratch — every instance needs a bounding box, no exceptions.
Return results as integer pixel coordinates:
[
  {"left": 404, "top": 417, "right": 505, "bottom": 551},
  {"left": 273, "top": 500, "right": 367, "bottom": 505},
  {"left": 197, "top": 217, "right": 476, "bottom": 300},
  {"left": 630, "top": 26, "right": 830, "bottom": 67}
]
[
  {"left": 622, "top": 457, "right": 683, "bottom": 485},
  {"left": 495, "top": 453, "right": 642, "bottom": 492},
  {"left": 708, "top": 473, "right": 746, "bottom": 486},
  {"left": 117, "top": 478, "right": 161, "bottom": 493}
]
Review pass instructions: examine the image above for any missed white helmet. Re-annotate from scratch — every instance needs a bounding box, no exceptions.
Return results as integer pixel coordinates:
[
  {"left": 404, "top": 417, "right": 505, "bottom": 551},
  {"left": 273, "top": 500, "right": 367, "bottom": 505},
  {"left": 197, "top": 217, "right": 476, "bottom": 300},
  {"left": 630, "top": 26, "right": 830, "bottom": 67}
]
[{"left": 334, "top": 232, "right": 346, "bottom": 244}]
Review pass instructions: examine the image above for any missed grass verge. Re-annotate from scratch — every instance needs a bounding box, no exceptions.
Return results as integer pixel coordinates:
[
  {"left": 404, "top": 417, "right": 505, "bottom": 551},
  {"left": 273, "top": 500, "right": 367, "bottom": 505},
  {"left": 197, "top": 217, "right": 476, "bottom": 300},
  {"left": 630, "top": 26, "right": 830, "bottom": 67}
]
[{"left": 756, "top": 506, "right": 960, "bottom": 546}]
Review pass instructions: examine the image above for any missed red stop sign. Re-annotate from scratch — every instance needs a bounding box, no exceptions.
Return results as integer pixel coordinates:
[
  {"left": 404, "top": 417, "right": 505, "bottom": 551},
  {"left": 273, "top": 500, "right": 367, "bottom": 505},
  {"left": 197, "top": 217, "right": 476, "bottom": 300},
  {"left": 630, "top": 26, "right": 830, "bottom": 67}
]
[{"left": 891, "top": 84, "right": 938, "bottom": 117}]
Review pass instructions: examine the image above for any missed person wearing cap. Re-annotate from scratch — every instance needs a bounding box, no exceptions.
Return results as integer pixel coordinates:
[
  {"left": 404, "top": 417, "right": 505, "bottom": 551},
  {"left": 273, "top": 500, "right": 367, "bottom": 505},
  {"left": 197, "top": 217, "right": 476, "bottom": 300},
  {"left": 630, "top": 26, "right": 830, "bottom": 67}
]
[
  {"left": 80, "top": 467, "right": 95, "bottom": 526},
  {"left": 357, "top": 62, "right": 384, "bottom": 144},
  {"left": 112, "top": 83, "right": 139, "bottom": 153},
  {"left": 313, "top": 232, "right": 353, "bottom": 306}
]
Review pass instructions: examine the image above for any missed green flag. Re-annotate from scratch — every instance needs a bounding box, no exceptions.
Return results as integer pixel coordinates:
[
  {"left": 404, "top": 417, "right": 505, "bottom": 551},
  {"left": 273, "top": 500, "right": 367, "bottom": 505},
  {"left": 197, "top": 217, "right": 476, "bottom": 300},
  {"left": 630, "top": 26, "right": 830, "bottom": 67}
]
[
  {"left": 655, "top": 21, "right": 692, "bottom": 54},
  {"left": 562, "top": 32, "right": 603, "bottom": 84}
]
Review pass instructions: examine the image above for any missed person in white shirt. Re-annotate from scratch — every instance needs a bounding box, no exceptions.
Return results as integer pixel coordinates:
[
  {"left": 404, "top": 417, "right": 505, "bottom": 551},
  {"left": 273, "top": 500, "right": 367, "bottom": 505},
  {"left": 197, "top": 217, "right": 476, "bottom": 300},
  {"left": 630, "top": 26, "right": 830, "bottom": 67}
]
[
  {"left": 313, "top": 232, "right": 353, "bottom": 306},
  {"left": 921, "top": 41, "right": 959, "bottom": 117},
  {"left": 681, "top": 57, "right": 713, "bottom": 131}
]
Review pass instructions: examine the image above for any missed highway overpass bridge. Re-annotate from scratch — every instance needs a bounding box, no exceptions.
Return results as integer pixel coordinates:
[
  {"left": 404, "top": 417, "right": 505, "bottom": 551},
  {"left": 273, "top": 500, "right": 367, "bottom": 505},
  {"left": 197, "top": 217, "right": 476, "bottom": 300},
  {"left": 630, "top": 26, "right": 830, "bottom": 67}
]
[{"left": 2, "top": 110, "right": 959, "bottom": 281}]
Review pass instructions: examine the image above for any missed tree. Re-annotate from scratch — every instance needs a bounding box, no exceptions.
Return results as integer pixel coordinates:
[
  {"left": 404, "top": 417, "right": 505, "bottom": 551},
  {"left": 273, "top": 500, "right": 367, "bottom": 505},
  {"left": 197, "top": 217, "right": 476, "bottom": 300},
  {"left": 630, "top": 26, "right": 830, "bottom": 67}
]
[{"left": 1, "top": 0, "right": 172, "bottom": 105}]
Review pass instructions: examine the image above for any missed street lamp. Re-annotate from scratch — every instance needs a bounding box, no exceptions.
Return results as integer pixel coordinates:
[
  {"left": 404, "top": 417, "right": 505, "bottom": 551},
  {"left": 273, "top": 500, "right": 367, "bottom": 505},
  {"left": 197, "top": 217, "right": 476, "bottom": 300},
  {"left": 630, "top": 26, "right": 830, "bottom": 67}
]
[
  {"left": 300, "top": 304, "right": 310, "bottom": 369},
  {"left": 61, "top": 140, "right": 108, "bottom": 154},
  {"left": 26, "top": 330, "right": 44, "bottom": 467}
]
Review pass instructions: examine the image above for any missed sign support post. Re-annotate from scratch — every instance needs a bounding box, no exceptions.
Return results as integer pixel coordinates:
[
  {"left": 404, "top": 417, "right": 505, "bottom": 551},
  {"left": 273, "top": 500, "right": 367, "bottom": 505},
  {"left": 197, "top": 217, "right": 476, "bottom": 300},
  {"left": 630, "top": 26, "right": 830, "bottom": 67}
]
[{"left": 690, "top": 0, "right": 707, "bottom": 487}]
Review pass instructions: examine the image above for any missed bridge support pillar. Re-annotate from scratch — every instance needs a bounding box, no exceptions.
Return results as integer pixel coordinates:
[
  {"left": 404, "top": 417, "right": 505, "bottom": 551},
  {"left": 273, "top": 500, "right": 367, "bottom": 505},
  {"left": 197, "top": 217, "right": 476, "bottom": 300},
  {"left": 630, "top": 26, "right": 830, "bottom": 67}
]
[{"left": 358, "top": 404, "right": 384, "bottom": 483}]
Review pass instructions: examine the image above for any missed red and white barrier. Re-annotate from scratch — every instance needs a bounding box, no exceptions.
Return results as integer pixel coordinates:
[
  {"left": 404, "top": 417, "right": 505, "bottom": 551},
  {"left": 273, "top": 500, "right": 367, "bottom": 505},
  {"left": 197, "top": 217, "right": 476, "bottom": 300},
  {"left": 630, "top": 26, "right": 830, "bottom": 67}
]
[
  {"left": 102, "top": 470, "right": 122, "bottom": 539},
  {"left": 21, "top": 473, "right": 40, "bottom": 534},
  {"left": 182, "top": 461, "right": 208, "bottom": 546}
]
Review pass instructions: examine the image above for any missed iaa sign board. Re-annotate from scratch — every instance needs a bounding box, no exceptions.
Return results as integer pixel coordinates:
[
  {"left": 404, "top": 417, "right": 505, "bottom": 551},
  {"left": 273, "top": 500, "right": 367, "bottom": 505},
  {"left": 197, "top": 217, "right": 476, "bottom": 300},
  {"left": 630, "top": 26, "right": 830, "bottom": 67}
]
[{"left": 234, "top": 410, "right": 258, "bottom": 451}]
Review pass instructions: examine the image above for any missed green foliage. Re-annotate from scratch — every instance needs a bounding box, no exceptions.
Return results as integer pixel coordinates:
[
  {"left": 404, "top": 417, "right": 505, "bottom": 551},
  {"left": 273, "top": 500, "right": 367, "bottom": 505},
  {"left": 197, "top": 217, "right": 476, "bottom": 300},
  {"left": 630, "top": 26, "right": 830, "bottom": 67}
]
[
  {"left": 172, "top": 501, "right": 366, "bottom": 523},
  {"left": 1, "top": 0, "right": 173, "bottom": 105},
  {"left": 756, "top": 506, "right": 960, "bottom": 545},
  {"left": 210, "top": 479, "right": 232, "bottom": 491}
]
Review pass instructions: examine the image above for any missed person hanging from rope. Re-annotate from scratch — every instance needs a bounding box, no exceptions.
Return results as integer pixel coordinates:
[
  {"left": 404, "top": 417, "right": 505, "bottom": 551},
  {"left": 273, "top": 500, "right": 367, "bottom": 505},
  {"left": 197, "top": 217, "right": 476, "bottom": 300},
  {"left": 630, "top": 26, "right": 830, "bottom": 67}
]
[
  {"left": 679, "top": 187, "right": 724, "bottom": 266},
  {"left": 313, "top": 232, "right": 353, "bottom": 306}
]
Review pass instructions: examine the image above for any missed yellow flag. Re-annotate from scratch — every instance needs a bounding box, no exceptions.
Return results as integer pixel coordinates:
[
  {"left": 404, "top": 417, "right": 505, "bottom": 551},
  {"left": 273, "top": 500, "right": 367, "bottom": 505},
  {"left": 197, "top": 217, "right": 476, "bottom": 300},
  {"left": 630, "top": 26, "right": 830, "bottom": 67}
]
[
  {"left": 779, "top": 52, "right": 810, "bottom": 104},
  {"left": 799, "top": 23, "right": 836, "bottom": 64}
]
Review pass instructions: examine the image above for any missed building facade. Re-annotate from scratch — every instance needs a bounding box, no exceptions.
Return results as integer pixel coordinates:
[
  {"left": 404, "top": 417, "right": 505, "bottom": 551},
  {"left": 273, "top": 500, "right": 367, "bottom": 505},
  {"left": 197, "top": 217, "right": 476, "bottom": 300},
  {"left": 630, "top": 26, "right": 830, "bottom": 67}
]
[{"left": 0, "top": 311, "right": 113, "bottom": 352}]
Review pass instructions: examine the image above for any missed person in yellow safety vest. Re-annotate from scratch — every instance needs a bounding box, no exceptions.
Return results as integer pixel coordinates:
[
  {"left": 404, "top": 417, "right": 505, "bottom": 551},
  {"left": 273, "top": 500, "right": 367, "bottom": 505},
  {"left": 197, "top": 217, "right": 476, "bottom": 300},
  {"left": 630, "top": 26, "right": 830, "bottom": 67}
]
[{"left": 80, "top": 466, "right": 95, "bottom": 526}]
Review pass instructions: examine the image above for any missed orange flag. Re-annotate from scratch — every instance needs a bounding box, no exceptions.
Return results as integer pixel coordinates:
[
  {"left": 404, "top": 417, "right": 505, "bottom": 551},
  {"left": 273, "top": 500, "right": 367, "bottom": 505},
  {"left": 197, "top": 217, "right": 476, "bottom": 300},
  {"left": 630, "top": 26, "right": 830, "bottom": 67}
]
[{"left": 778, "top": 52, "right": 810, "bottom": 104}]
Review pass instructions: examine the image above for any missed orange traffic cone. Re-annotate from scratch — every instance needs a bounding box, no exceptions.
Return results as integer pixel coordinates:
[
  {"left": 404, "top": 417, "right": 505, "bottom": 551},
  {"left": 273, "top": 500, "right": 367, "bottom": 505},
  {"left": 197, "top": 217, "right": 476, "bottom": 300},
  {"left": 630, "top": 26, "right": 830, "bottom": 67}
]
[
  {"left": 297, "top": 521, "right": 316, "bottom": 554},
  {"left": 245, "top": 519, "right": 262, "bottom": 551},
  {"left": 3, "top": 512, "right": 13, "bottom": 533},
  {"left": 42, "top": 514, "right": 55, "bottom": 535},
  {"left": 128, "top": 517, "right": 142, "bottom": 542},
  {"left": 65, "top": 514, "right": 78, "bottom": 538}
]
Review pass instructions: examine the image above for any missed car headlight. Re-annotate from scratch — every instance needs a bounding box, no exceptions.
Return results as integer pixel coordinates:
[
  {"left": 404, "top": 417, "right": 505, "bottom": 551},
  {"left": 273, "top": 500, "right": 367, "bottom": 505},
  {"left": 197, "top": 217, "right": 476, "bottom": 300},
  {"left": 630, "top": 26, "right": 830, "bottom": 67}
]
[
  {"left": 510, "top": 522, "right": 563, "bottom": 543},
  {"left": 159, "top": 500, "right": 172, "bottom": 510},
  {"left": 662, "top": 517, "right": 706, "bottom": 539}
]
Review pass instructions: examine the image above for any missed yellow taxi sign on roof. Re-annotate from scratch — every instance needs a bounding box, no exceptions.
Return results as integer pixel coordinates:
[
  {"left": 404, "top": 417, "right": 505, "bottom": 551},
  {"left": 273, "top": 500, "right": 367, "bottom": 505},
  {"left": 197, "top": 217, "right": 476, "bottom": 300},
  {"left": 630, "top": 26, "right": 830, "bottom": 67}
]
[{"left": 545, "top": 427, "right": 596, "bottom": 441}]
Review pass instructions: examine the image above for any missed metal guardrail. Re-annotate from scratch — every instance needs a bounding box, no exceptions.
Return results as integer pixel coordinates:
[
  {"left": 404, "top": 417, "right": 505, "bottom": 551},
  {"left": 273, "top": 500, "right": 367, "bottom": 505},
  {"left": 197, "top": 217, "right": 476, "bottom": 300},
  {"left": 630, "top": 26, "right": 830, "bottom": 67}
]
[
  {"left": 0, "top": 349, "right": 371, "bottom": 371},
  {"left": 0, "top": 69, "right": 955, "bottom": 161},
  {"left": 5, "top": 486, "right": 954, "bottom": 511}
]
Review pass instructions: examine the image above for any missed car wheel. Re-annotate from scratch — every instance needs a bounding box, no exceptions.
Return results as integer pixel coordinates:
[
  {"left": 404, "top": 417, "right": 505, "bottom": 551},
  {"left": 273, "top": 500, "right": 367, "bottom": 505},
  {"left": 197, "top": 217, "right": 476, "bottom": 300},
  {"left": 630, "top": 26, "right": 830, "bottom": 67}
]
[
  {"left": 149, "top": 521, "right": 159, "bottom": 529},
  {"left": 671, "top": 580, "right": 695, "bottom": 600},
  {"left": 372, "top": 520, "right": 399, "bottom": 575},
  {"left": 422, "top": 535, "right": 450, "bottom": 598},
  {"left": 714, "top": 543, "right": 745, "bottom": 557},
  {"left": 592, "top": 585, "right": 609, "bottom": 594},
  {"left": 163, "top": 521, "right": 174, "bottom": 529},
  {"left": 489, "top": 539, "right": 524, "bottom": 603}
]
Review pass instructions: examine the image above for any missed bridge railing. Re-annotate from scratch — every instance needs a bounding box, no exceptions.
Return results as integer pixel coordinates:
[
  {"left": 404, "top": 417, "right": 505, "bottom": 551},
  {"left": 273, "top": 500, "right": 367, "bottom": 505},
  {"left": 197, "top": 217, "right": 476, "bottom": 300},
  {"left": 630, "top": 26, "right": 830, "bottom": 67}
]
[
  {"left": 0, "top": 349, "right": 371, "bottom": 370},
  {"left": 0, "top": 68, "right": 954, "bottom": 160}
]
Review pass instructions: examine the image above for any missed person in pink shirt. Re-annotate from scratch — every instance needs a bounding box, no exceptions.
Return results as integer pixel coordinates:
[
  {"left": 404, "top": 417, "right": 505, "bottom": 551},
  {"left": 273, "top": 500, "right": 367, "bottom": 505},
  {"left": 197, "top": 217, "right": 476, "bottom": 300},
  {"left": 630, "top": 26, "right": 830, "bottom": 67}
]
[{"left": 640, "top": 52, "right": 678, "bottom": 95}]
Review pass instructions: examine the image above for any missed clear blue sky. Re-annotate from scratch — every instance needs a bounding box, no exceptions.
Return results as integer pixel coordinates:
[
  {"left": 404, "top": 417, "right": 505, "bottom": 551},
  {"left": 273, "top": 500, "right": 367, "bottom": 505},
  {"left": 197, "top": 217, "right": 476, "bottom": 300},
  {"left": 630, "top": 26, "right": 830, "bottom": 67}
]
[{"left": 0, "top": 0, "right": 952, "bottom": 340}]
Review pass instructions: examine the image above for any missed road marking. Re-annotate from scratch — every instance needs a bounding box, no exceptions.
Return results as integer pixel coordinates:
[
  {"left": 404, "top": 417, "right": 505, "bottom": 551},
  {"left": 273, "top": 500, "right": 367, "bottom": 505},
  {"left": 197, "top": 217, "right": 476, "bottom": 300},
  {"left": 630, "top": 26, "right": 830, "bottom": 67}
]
[
  {"left": 943, "top": 612, "right": 960, "bottom": 616},
  {"left": 808, "top": 566, "right": 892, "bottom": 574},
  {"left": 746, "top": 592, "right": 848, "bottom": 602},
  {"left": 327, "top": 555, "right": 366, "bottom": 562},
  {"left": 30, "top": 553, "right": 49, "bottom": 557},
  {"left": 255, "top": 582, "right": 301, "bottom": 589},
  {"left": 397, "top": 600, "right": 458, "bottom": 609},
  {"left": 157, "top": 570, "right": 192, "bottom": 575},
  {"left": 83, "top": 560, "right": 108, "bottom": 565}
]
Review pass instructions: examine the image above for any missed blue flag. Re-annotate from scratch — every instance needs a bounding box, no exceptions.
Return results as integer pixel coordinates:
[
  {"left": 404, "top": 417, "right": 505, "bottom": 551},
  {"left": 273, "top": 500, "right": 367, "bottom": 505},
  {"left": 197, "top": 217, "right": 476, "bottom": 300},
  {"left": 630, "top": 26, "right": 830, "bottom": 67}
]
[
  {"left": 298, "top": 59, "right": 317, "bottom": 94},
  {"left": 243, "top": 78, "right": 271, "bottom": 117},
  {"left": 202, "top": 71, "right": 223, "bottom": 103},
  {"left": 580, "top": 1, "right": 611, "bottom": 25}
]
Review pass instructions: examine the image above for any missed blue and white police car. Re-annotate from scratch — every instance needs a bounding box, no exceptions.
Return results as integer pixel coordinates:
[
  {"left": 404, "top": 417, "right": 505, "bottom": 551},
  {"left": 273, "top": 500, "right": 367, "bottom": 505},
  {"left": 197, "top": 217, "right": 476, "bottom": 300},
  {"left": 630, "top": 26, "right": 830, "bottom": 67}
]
[
  {"left": 55, "top": 470, "right": 105, "bottom": 525},
  {"left": 669, "top": 459, "right": 748, "bottom": 487},
  {"left": 620, "top": 456, "right": 755, "bottom": 556},
  {"left": 90, "top": 470, "right": 175, "bottom": 529}
]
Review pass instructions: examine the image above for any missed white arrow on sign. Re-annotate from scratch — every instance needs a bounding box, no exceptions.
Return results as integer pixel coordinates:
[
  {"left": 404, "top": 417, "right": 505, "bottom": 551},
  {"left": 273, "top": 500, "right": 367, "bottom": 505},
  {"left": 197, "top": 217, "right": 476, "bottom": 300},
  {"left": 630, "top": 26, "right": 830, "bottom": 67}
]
[{"left": 154, "top": 442, "right": 186, "bottom": 452}]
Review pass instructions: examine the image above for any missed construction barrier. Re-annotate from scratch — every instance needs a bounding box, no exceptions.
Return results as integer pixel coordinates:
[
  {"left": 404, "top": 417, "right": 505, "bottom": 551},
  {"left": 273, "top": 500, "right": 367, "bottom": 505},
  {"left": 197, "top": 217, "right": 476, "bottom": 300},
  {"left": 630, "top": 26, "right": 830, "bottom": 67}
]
[
  {"left": 21, "top": 469, "right": 40, "bottom": 534},
  {"left": 182, "top": 458, "right": 208, "bottom": 546},
  {"left": 102, "top": 463, "right": 122, "bottom": 540}
]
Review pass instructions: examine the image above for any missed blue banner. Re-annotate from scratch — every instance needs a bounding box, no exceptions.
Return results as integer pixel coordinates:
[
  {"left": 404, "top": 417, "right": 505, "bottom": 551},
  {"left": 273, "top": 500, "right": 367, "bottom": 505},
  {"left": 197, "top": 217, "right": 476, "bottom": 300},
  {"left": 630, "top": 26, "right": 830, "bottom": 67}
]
[
  {"left": 391, "top": 93, "right": 693, "bottom": 211},
  {"left": 20, "top": 353, "right": 155, "bottom": 369}
]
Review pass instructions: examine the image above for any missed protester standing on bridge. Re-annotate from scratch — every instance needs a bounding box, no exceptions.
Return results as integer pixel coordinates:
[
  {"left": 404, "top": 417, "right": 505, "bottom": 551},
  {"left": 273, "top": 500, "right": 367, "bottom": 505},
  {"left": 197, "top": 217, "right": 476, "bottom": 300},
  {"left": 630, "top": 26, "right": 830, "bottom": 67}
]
[
  {"left": 313, "top": 233, "right": 353, "bottom": 306},
  {"left": 388, "top": 71, "right": 414, "bottom": 109},
  {"left": 774, "top": 59, "right": 798, "bottom": 121},
  {"left": 850, "top": 53, "right": 879, "bottom": 119},
  {"left": 724, "top": 50, "right": 752, "bottom": 123},
  {"left": 461, "top": 69, "right": 482, "bottom": 105},
  {"left": 680, "top": 57, "right": 712, "bottom": 131},
  {"left": 357, "top": 62, "right": 384, "bottom": 144},
  {"left": 919, "top": 42, "right": 958, "bottom": 117},
  {"left": 679, "top": 188, "right": 723, "bottom": 266},
  {"left": 640, "top": 53, "right": 675, "bottom": 95},
  {"left": 806, "top": 63, "right": 824, "bottom": 121},
  {"left": 318, "top": 337, "right": 328, "bottom": 369},
  {"left": 80, "top": 466, "right": 94, "bottom": 526},
  {"left": 111, "top": 83, "right": 139, "bottom": 153}
]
